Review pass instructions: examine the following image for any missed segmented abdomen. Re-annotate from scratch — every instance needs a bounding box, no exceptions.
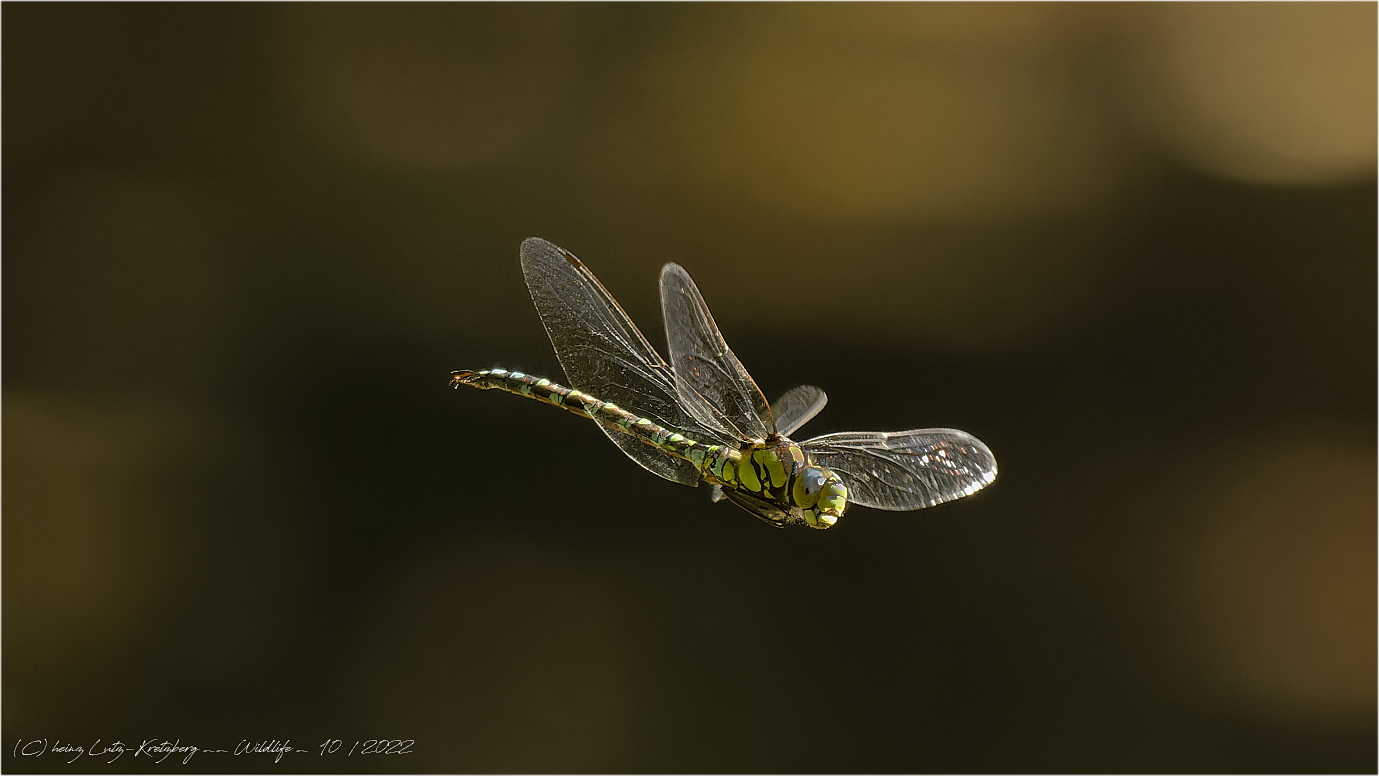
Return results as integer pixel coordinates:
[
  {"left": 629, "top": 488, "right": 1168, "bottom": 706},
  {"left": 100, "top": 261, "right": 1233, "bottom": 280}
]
[
  {"left": 452, "top": 368, "right": 820, "bottom": 518},
  {"left": 452, "top": 368, "right": 724, "bottom": 469}
]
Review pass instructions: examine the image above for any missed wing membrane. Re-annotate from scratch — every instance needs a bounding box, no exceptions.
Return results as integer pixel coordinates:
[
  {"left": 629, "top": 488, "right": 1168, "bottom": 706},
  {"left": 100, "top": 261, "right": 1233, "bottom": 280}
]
[
  {"left": 772, "top": 385, "right": 828, "bottom": 438},
  {"left": 720, "top": 489, "right": 789, "bottom": 528},
  {"left": 520, "top": 238, "right": 721, "bottom": 485},
  {"left": 802, "top": 429, "right": 997, "bottom": 510},
  {"left": 660, "top": 263, "right": 775, "bottom": 441}
]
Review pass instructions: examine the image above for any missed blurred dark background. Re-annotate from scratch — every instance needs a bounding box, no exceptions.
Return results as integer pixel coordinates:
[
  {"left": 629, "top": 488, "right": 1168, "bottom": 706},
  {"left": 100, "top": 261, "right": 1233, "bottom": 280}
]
[{"left": 4, "top": 3, "right": 1375, "bottom": 773}]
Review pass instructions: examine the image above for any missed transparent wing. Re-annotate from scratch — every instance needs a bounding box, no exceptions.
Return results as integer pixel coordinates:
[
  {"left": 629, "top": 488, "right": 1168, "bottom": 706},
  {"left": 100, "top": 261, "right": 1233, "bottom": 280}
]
[
  {"left": 719, "top": 489, "right": 789, "bottom": 528},
  {"left": 520, "top": 238, "right": 725, "bottom": 485},
  {"left": 772, "top": 385, "right": 828, "bottom": 438},
  {"left": 660, "top": 263, "right": 775, "bottom": 441},
  {"left": 801, "top": 429, "right": 997, "bottom": 511}
]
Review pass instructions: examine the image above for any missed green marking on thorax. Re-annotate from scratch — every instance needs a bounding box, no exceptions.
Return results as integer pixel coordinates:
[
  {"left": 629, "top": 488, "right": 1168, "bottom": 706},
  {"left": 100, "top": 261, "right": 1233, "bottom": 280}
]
[
  {"left": 755, "top": 449, "right": 788, "bottom": 489},
  {"left": 737, "top": 455, "right": 760, "bottom": 491}
]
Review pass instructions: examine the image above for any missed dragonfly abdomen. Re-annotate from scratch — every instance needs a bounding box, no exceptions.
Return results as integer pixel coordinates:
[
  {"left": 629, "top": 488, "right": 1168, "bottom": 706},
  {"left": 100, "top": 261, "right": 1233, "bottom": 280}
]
[
  {"left": 452, "top": 369, "right": 841, "bottom": 526},
  {"left": 452, "top": 368, "right": 718, "bottom": 466}
]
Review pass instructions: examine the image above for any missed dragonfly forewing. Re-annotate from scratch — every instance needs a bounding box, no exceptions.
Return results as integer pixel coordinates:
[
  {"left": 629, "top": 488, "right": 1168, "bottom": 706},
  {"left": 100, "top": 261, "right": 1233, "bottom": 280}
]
[
  {"left": 520, "top": 238, "right": 718, "bottom": 485},
  {"left": 659, "top": 262, "right": 776, "bottom": 441},
  {"left": 801, "top": 429, "right": 997, "bottom": 510}
]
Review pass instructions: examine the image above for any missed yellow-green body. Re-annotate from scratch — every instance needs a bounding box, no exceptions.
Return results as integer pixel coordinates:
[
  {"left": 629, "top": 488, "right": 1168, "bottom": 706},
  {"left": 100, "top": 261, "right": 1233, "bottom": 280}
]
[{"left": 452, "top": 368, "right": 848, "bottom": 528}]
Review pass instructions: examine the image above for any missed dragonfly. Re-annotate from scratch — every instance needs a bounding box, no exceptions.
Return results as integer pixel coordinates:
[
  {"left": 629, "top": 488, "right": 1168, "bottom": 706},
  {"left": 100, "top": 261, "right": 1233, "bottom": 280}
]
[{"left": 451, "top": 238, "right": 997, "bottom": 530}]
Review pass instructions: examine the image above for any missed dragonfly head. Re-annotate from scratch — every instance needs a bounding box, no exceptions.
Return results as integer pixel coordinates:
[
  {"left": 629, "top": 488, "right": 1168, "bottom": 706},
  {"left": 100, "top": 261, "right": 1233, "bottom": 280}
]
[{"left": 795, "top": 465, "right": 848, "bottom": 530}]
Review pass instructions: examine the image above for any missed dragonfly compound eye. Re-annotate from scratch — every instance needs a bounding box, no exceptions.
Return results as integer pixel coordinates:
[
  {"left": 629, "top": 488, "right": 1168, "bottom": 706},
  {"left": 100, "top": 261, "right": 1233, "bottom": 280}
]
[
  {"left": 817, "top": 480, "right": 848, "bottom": 525},
  {"left": 799, "top": 469, "right": 847, "bottom": 529}
]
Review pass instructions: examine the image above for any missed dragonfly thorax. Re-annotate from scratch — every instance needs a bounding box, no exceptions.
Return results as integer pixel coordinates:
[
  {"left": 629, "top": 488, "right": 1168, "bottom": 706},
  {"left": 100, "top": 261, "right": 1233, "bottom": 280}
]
[{"left": 707, "top": 439, "right": 850, "bottom": 530}]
